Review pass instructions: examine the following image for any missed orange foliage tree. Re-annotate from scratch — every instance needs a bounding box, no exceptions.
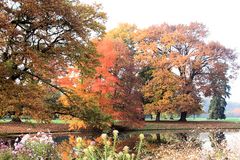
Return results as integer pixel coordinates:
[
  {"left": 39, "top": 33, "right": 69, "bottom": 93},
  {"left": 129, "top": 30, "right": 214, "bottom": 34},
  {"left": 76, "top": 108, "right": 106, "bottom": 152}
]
[
  {"left": 134, "top": 23, "right": 238, "bottom": 121},
  {"left": 57, "top": 38, "right": 143, "bottom": 129}
]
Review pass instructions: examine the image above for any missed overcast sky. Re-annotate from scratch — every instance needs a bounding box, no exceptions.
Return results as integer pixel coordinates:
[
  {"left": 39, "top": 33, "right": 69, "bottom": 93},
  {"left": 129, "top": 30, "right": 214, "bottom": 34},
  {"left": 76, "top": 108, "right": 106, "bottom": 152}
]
[{"left": 86, "top": 0, "right": 240, "bottom": 103}]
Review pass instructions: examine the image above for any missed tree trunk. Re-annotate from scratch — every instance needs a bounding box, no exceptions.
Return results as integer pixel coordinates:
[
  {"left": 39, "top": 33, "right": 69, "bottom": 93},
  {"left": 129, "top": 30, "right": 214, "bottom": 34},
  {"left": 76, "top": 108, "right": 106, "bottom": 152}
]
[
  {"left": 179, "top": 112, "right": 187, "bottom": 122},
  {"left": 11, "top": 117, "right": 22, "bottom": 123},
  {"left": 156, "top": 111, "right": 160, "bottom": 122}
]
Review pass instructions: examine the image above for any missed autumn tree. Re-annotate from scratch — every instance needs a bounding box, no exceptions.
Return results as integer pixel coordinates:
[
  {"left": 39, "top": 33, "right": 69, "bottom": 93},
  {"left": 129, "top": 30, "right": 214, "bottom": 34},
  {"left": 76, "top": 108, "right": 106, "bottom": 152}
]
[
  {"left": 110, "top": 39, "right": 144, "bottom": 124},
  {"left": 134, "top": 23, "right": 238, "bottom": 121},
  {"left": 0, "top": 0, "right": 106, "bottom": 121},
  {"left": 143, "top": 69, "right": 178, "bottom": 122},
  {"left": 106, "top": 23, "right": 138, "bottom": 51},
  {"left": 57, "top": 38, "right": 143, "bottom": 129},
  {"left": 56, "top": 39, "right": 119, "bottom": 129},
  {"left": 106, "top": 24, "right": 145, "bottom": 122}
]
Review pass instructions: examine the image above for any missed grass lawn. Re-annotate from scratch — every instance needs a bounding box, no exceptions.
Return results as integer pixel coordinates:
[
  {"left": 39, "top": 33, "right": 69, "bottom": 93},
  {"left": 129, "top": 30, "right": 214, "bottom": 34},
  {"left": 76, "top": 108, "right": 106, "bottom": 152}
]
[
  {"left": 187, "top": 117, "right": 240, "bottom": 122},
  {"left": 1, "top": 117, "right": 240, "bottom": 134},
  {"left": 137, "top": 121, "right": 240, "bottom": 131},
  {"left": 1, "top": 116, "right": 240, "bottom": 124},
  {"left": 145, "top": 116, "right": 240, "bottom": 122},
  {"left": 137, "top": 116, "right": 240, "bottom": 130}
]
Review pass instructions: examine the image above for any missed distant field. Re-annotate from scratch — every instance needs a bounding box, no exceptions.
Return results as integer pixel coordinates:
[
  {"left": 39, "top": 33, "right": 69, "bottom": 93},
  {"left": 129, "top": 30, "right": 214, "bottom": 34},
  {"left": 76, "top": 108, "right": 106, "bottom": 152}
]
[{"left": 187, "top": 117, "right": 240, "bottom": 122}]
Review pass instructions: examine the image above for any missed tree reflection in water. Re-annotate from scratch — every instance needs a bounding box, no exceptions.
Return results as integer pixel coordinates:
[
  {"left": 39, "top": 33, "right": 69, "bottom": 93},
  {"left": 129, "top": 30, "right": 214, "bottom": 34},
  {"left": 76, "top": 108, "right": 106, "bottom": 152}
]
[
  {"left": 146, "top": 132, "right": 179, "bottom": 144},
  {"left": 208, "top": 131, "right": 230, "bottom": 159},
  {"left": 145, "top": 131, "right": 202, "bottom": 148},
  {"left": 209, "top": 131, "right": 226, "bottom": 148}
]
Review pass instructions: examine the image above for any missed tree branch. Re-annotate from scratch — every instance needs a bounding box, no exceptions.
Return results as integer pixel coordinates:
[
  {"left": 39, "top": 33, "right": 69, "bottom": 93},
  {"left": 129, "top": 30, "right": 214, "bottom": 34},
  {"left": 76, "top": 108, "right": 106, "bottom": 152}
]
[{"left": 23, "top": 70, "right": 72, "bottom": 99}]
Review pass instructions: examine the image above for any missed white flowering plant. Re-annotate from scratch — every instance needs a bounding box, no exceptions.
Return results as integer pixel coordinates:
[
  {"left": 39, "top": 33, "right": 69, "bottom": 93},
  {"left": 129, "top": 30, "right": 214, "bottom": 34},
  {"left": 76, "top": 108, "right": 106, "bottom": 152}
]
[{"left": 0, "top": 132, "right": 60, "bottom": 160}]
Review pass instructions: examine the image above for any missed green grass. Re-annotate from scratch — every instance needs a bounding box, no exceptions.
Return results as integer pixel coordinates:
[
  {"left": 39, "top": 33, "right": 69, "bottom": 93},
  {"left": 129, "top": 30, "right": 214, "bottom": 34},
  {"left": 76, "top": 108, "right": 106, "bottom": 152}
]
[
  {"left": 0, "top": 118, "right": 67, "bottom": 124},
  {"left": 1, "top": 117, "right": 240, "bottom": 125},
  {"left": 145, "top": 116, "right": 240, "bottom": 122},
  {"left": 186, "top": 117, "right": 240, "bottom": 122},
  {"left": 51, "top": 119, "right": 68, "bottom": 124},
  {"left": 0, "top": 118, "right": 11, "bottom": 123}
]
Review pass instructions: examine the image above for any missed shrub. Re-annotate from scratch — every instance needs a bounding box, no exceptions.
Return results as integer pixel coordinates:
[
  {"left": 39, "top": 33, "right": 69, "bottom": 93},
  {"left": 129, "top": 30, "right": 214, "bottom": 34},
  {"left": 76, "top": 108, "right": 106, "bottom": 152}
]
[{"left": 0, "top": 132, "right": 60, "bottom": 160}]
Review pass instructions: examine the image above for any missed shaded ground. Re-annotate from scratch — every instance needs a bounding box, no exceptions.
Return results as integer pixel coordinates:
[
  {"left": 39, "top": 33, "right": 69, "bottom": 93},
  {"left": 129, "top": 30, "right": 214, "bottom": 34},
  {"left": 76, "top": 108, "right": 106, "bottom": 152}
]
[{"left": 0, "top": 123, "right": 69, "bottom": 135}]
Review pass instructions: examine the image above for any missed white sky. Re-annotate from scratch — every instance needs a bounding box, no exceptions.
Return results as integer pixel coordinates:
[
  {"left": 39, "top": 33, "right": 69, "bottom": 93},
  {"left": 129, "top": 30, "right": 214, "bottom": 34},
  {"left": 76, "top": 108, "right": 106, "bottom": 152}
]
[{"left": 86, "top": 0, "right": 240, "bottom": 103}]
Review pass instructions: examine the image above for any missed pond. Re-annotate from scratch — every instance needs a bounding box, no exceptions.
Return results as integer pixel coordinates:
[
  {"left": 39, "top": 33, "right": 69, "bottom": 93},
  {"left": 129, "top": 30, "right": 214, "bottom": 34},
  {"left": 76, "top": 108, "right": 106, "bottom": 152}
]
[{"left": 1, "top": 129, "right": 240, "bottom": 159}]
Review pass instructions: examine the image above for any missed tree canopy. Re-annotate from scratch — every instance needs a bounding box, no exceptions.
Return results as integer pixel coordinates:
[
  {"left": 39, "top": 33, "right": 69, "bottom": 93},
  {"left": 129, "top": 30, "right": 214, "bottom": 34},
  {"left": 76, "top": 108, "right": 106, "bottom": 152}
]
[
  {"left": 133, "top": 23, "right": 238, "bottom": 121},
  {"left": 0, "top": 0, "right": 106, "bottom": 121}
]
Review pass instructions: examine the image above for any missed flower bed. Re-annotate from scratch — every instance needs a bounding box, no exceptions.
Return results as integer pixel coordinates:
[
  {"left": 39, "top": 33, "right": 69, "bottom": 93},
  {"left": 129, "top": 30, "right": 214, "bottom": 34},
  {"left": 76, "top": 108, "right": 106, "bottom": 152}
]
[{"left": 0, "top": 131, "right": 144, "bottom": 160}]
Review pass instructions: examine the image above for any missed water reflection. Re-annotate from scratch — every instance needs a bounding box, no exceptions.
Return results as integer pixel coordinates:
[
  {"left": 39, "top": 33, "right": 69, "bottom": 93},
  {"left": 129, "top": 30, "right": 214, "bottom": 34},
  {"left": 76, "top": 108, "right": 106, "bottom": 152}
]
[
  {"left": 209, "top": 131, "right": 226, "bottom": 148},
  {"left": 207, "top": 131, "right": 229, "bottom": 159},
  {"left": 119, "top": 130, "right": 240, "bottom": 150},
  {"left": 121, "top": 131, "right": 201, "bottom": 146},
  {"left": 0, "top": 135, "right": 21, "bottom": 148},
  {"left": 145, "top": 132, "right": 180, "bottom": 144}
]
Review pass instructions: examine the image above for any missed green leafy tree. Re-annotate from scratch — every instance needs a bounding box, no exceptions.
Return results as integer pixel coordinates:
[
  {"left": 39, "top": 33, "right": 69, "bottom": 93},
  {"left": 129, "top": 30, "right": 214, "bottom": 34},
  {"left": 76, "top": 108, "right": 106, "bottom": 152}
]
[
  {"left": 208, "top": 70, "right": 231, "bottom": 120},
  {"left": 208, "top": 96, "right": 227, "bottom": 119}
]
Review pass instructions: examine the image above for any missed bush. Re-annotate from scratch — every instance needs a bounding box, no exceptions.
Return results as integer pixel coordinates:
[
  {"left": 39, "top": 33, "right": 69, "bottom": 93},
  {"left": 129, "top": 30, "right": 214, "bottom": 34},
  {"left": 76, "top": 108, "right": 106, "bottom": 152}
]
[{"left": 0, "top": 132, "right": 60, "bottom": 160}]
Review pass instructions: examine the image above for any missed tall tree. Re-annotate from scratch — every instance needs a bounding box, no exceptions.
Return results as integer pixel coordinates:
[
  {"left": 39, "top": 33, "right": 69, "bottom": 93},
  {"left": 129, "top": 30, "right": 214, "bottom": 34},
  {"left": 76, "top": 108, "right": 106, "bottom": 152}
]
[
  {"left": 110, "top": 39, "right": 144, "bottom": 124},
  {"left": 208, "top": 67, "right": 230, "bottom": 120},
  {"left": 134, "top": 23, "right": 238, "bottom": 121},
  {"left": 208, "top": 96, "right": 227, "bottom": 120},
  {"left": 0, "top": 0, "right": 106, "bottom": 121},
  {"left": 106, "top": 24, "right": 144, "bottom": 123},
  {"left": 57, "top": 39, "right": 120, "bottom": 129},
  {"left": 57, "top": 38, "right": 143, "bottom": 129}
]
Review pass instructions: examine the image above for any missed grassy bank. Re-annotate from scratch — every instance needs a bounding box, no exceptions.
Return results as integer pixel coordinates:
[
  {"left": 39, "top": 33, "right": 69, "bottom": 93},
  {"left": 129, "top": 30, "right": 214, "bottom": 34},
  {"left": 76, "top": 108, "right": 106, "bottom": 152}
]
[
  {"left": 145, "top": 116, "right": 240, "bottom": 122},
  {"left": 134, "top": 121, "right": 240, "bottom": 131},
  {"left": 0, "top": 118, "right": 67, "bottom": 124}
]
